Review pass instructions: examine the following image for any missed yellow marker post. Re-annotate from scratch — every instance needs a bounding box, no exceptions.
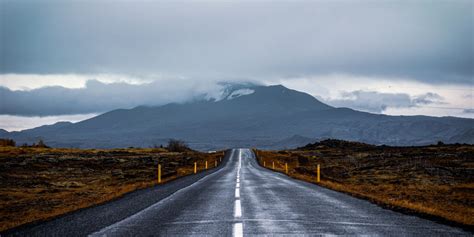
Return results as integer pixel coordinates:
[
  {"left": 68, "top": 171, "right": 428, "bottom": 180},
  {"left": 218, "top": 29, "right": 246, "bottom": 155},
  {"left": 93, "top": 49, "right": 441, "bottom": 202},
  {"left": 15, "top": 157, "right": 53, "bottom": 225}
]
[
  {"left": 272, "top": 161, "right": 275, "bottom": 170},
  {"left": 285, "top": 163, "right": 288, "bottom": 174},
  {"left": 215, "top": 160, "right": 217, "bottom": 167},
  {"left": 317, "top": 164, "right": 320, "bottom": 183},
  {"left": 194, "top": 162, "right": 197, "bottom": 174},
  {"left": 264, "top": 161, "right": 266, "bottom": 167},
  {"left": 158, "top": 164, "right": 161, "bottom": 184},
  {"left": 205, "top": 161, "right": 208, "bottom": 170}
]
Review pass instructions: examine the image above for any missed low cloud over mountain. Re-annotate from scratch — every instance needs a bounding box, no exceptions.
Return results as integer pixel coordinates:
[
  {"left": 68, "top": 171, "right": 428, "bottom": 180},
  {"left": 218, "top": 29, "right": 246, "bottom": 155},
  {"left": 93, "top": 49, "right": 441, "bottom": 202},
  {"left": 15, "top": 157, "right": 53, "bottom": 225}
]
[
  {"left": 325, "top": 90, "right": 445, "bottom": 113},
  {"left": 0, "top": 80, "right": 454, "bottom": 117},
  {"left": 0, "top": 80, "right": 237, "bottom": 116}
]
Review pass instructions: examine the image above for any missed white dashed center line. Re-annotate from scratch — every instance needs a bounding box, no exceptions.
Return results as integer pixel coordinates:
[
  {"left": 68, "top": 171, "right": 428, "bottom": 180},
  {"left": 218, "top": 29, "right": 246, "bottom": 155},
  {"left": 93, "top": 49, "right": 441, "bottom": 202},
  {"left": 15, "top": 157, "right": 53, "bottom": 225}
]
[
  {"left": 234, "top": 199, "right": 242, "bottom": 218},
  {"left": 233, "top": 222, "right": 243, "bottom": 237},
  {"left": 233, "top": 149, "right": 244, "bottom": 237}
]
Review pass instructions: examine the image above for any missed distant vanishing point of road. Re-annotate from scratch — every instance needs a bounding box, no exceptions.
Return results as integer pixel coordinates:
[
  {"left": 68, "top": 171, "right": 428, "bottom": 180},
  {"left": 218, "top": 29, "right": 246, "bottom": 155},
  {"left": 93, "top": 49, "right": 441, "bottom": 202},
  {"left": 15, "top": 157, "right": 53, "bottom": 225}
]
[{"left": 6, "top": 149, "right": 469, "bottom": 236}]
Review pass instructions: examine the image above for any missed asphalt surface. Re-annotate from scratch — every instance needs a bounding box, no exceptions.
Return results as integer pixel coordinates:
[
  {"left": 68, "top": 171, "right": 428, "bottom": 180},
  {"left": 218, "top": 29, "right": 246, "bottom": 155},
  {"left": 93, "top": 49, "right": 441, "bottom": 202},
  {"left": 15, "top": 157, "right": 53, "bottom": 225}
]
[{"left": 6, "top": 149, "right": 470, "bottom": 236}]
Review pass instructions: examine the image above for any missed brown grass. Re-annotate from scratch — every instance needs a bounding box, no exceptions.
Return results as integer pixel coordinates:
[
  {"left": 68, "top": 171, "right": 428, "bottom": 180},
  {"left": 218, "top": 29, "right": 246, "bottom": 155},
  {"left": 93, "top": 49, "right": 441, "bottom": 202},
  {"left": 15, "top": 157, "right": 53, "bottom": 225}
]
[
  {"left": 255, "top": 141, "right": 474, "bottom": 227},
  {"left": 0, "top": 147, "right": 225, "bottom": 232}
]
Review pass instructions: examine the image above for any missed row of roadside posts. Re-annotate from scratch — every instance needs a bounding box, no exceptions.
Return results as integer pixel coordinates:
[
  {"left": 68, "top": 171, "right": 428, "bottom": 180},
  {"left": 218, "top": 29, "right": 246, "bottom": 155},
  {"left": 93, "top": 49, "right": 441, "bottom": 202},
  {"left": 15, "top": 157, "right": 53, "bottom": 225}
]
[
  {"left": 260, "top": 152, "right": 320, "bottom": 183},
  {"left": 157, "top": 150, "right": 321, "bottom": 184},
  {"left": 157, "top": 152, "right": 224, "bottom": 184}
]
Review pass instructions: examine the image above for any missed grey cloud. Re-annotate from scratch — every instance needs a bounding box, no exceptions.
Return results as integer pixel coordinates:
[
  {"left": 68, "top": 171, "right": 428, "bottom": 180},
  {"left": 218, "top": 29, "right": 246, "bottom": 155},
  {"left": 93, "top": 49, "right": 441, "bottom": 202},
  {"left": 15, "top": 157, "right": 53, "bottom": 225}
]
[
  {"left": 1, "top": 1, "right": 472, "bottom": 84},
  {"left": 0, "top": 80, "right": 463, "bottom": 117},
  {"left": 463, "top": 109, "right": 474, "bottom": 114},
  {"left": 463, "top": 93, "right": 473, "bottom": 99},
  {"left": 412, "top": 92, "right": 445, "bottom": 105},
  {"left": 325, "top": 90, "right": 445, "bottom": 113},
  {"left": 0, "top": 79, "right": 242, "bottom": 116}
]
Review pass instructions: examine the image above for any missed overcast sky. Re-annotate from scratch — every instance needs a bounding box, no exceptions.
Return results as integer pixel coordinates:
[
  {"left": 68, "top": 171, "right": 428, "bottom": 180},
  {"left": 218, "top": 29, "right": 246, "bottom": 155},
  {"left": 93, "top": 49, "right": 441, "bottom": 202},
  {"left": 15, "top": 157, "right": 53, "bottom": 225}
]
[{"left": 0, "top": 0, "right": 473, "bottom": 131}]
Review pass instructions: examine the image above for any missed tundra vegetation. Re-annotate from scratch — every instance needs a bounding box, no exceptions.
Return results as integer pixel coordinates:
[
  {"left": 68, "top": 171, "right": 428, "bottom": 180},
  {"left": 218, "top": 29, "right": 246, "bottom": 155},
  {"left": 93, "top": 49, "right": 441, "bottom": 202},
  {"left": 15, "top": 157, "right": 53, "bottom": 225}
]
[
  {"left": 256, "top": 139, "right": 474, "bottom": 227},
  {"left": 0, "top": 139, "right": 15, "bottom": 147},
  {"left": 0, "top": 141, "right": 224, "bottom": 231}
]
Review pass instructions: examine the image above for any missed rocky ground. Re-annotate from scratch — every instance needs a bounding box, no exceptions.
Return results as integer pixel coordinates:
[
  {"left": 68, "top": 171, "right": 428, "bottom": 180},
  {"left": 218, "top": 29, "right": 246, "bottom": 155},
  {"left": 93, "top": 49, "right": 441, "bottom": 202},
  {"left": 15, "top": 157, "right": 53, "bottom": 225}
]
[
  {"left": 0, "top": 147, "right": 223, "bottom": 231},
  {"left": 256, "top": 140, "right": 474, "bottom": 227}
]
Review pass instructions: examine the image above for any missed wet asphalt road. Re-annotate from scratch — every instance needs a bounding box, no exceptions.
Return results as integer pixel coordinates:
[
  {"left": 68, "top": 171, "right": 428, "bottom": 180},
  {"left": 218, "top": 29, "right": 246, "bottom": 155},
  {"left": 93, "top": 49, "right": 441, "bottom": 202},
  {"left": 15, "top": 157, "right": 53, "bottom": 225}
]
[
  {"left": 5, "top": 149, "right": 470, "bottom": 236},
  {"left": 90, "top": 148, "right": 468, "bottom": 236}
]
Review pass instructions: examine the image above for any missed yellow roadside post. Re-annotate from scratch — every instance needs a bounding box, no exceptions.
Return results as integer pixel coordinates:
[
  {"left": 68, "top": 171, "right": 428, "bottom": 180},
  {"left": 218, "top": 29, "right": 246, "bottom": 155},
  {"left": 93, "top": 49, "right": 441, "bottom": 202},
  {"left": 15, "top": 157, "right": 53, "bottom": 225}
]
[
  {"left": 215, "top": 160, "right": 217, "bottom": 167},
  {"left": 158, "top": 164, "right": 161, "bottom": 184},
  {"left": 194, "top": 162, "right": 197, "bottom": 174},
  {"left": 205, "top": 161, "right": 208, "bottom": 170},
  {"left": 264, "top": 161, "right": 266, "bottom": 167},
  {"left": 285, "top": 163, "right": 288, "bottom": 174},
  {"left": 317, "top": 164, "right": 320, "bottom": 183},
  {"left": 272, "top": 161, "right": 275, "bottom": 169}
]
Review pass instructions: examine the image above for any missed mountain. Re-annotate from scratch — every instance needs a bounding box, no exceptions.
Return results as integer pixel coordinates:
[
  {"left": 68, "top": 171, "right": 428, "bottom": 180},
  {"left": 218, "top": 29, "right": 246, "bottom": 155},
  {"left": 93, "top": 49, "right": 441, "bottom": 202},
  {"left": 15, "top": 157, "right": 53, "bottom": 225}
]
[
  {"left": 2, "top": 85, "right": 473, "bottom": 150},
  {"left": 0, "top": 129, "right": 8, "bottom": 136},
  {"left": 266, "top": 135, "right": 317, "bottom": 150}
]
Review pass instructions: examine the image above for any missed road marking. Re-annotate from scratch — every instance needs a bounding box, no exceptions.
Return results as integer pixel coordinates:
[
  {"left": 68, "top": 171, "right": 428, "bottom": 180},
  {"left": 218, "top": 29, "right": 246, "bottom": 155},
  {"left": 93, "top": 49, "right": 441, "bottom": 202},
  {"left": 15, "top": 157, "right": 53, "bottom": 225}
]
[
  {"left": 234, "top": 199, "right": 242, "bottom": 218},
  {"left": 233, "top": 222, "right": 243, "bottom": 237},
  {"left": 234, "top": 149, "right": 243, "bottom": 237},
  {"left": 238, "top": 150, "right": 242, "bottom": 169}
]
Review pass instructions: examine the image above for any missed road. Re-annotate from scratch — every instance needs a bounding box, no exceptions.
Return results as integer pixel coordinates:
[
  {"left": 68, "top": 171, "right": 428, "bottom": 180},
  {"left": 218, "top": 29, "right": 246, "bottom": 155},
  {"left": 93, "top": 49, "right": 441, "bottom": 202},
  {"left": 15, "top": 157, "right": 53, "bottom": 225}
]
[
  {"left": 7, "top": 149, "right": 469, "bottom": 236},
  {"left": 91, "top": 148, "right": 467, "bottom": 236}
]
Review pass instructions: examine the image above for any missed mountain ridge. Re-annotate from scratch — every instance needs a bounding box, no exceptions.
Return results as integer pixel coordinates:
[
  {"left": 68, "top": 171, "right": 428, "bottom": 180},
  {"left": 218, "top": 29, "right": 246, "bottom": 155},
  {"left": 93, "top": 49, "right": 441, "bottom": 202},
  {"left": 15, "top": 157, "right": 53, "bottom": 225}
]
[{"left": 1, "top": 84, "right": 472, "bottom": 150}]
